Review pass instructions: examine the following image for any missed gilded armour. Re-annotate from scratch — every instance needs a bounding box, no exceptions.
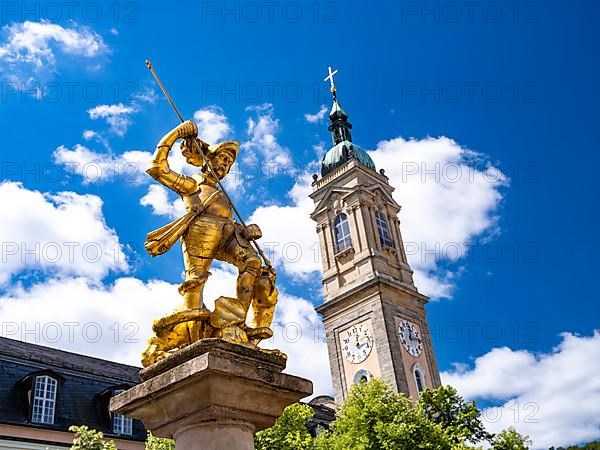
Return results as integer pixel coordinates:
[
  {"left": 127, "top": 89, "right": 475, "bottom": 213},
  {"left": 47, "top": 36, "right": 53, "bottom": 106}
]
[{"left": 141, "top": 120, "right": 280, "bottom": 367}]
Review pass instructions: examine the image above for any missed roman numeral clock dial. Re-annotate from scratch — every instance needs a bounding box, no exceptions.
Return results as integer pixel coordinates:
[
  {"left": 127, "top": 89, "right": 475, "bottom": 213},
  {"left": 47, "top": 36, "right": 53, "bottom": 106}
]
[
  {"left": 399, "top": 319, "right": 424, "bottom": 357},
  {"left": 343, "top": 324, "right": 373, "bottom": 364}
]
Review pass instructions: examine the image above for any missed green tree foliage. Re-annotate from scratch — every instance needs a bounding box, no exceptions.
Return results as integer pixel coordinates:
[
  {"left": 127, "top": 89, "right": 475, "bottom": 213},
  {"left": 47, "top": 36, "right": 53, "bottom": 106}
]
[
  {"left": 254, "top": 403, "right": 316, "bottom": 450},
  {"left": 418, "top": 385, "right": 492, "bottom": 445},
  {"left": 145, "top": 432, "right": 175, "bottom": 450},
  {"left": 491, "top": 427, "right": 531, "bottom": 450},
  {"left": 257, "top": 379, "right": 533, "bottom": 450},
  {"left": 314, "top": 378, "right": 476, "bottom": 450},
  {"left": 69, "top": 426, "right": 116, "bottom": 450},
  {"left": 69, "top": 425, "right": 175, "bottom": 450}
]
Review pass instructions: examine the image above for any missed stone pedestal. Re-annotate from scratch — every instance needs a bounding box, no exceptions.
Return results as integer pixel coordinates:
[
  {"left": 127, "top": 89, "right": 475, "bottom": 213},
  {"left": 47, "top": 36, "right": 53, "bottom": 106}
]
[{"left": 110, "top": 339, "right": 313, "bottom": 450}]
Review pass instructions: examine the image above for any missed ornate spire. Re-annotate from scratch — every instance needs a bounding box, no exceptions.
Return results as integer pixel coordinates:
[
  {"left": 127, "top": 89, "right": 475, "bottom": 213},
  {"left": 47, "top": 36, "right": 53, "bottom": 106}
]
[
  {"left": 320, "top": 67, "right": 375, "bottom": 177},
  {"left": 324, "top": 66, "right": 352, "bottom": 145}
]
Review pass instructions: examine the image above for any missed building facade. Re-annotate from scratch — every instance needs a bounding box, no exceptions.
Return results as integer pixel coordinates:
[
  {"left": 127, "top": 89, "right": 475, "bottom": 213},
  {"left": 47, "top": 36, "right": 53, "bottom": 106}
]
[
  {"left": 0, "top": 337, "right": 146, "bottom": 450},
  {"left": 0, "top": 337, "right": 334, "bottom": 446},
  {"left": 310, "top": 88, "right": 442, "bottom": 404}
]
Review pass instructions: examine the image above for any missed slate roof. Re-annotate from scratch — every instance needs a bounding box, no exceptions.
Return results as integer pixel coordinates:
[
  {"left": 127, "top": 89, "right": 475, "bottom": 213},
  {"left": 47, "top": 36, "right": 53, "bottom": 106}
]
[{"left": 0, "top": 337, "right": 146, "bottom": 442}]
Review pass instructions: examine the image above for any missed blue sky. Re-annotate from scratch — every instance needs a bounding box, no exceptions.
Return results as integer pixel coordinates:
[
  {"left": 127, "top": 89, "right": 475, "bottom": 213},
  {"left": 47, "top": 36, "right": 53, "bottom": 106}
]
[{"left": 0, "top": 1, "right": 599, "bottom": 448}]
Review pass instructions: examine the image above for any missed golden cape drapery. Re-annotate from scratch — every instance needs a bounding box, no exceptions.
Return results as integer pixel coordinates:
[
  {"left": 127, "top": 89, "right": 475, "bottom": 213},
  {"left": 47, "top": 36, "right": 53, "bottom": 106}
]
[{"left": 144, "top": 191, "right": 221, "bottom": 256}]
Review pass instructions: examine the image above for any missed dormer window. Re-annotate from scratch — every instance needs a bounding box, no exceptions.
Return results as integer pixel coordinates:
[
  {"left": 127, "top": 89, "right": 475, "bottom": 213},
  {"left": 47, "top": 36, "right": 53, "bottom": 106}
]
[
  {"left": 375, "top": 211, "right": 394, "bottom": 248},
  {"left": 112, "top": 390, "right": 133, "bottom": 435},
  {"left": 32, "top": 375, "right": 57, "bottom": 424},
  {"left": 333, "top": 213, "right": 352, "bottom": 253}
]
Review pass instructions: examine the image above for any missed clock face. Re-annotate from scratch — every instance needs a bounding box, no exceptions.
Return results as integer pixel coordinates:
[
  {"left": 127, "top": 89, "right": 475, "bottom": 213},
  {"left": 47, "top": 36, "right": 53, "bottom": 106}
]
[
  {"left": 342, "top": 323, "right": 373, "bottom": 364},
  {"left": 398, "top": 320, "right": 423, "bottom": 357}
]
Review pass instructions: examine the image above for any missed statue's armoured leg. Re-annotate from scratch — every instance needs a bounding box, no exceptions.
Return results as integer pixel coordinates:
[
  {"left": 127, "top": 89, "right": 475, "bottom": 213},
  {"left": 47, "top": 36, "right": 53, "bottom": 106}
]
[
  {"left": 237, "top": 255, "right": 262, "bottom": 311},
  {"left": 173, "top": 218, "right": 225, "bottom": 342},
  {"left": 180, "top": 217, "right": 224, "bottom": 310},
  {"left": 178, "top": 265, "right": 211, "bottom": 310},
  {"left": 245, "top": 268, "right": 278, "bottom": 344},
  {"left": 251, "top": 282, "right": 278, "bottom": 329},
  {"left": 177, "top": 274, "right": 209, "bottom": 341},
  {"left": 211, "top": 225, "right": 261, "bottom": 343}
]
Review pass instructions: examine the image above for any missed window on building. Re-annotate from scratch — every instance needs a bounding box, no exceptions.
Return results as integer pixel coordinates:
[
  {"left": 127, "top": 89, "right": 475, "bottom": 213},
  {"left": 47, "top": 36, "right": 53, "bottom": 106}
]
[
  {"left": 112, "top": 390, "right": 133, "bottom": 435},
  {"left": 353, "top": 369, "right": 372, "bottom": 385},
  {"left": 32, "top": 375, "right": 57, "bottom": 424},
  {"left": 413, "top": 366, "right": 426, "bottom": 394},
  {"left": 334, "top": 213, "right": 352, "bottom": 253},
  {"left": 375, "top": 211, "right": 394, "bottom": 248}
]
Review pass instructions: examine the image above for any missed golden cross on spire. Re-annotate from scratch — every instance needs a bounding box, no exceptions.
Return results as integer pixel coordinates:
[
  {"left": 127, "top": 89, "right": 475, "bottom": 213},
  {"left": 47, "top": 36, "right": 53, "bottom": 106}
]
[{"left": 324, "top": 66, "right": 339, "bottom": 95}]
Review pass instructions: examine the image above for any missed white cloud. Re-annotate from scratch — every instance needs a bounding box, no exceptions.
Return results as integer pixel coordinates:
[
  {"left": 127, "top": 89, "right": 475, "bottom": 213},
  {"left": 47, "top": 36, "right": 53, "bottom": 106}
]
[
  {"left": 369, "top": 137, "right": 508, "bottom": 298},
  {"left": 0, "top": 257, "right": 237, "bottom": 366},
  {"left": 0, "top": 276, "right": 180, "bottom": 365},
  {"left": 0, "top": 182, "right": 127, "bottom": 286},
  {"left": 131, "top": 87, "right": 158, "bottom": 105},
  {"left": 304, "top": 105, "right": 328, "bottom": 123},
  {"left": 268, "top": 292, "right": 332, "bottom": 398},
  {"left": 88, "top": 104, "right": 135, "bottom": 118},
  {"left": 55, "top": 141, "right": 234, "bottom": 220},
  {"left": 87, "top": 103, "right": 136, "bottom": 137},
  {"left": 312, "top": 142, "right": 327, "bottom": 160},
  {"left": 219, "top": 162, "right": 246, "bottom": 197},
  {"left": 242, "top": 104, "right": 295, "bottom": 175},
  {"left": 250, "top": 174, "right": 320, "bottom": 279},
  {"left": 83, "top": 88, "right": 157, "bottom": 138},
  {"left": 139, "top": 185, "right": 185, "bottom": 218},
  {"left": 54, "top": 141, "right": 198, "bottom": 186},
  {"left": 248, "top": 136, "right": 507, "bottom": 298},
  {"left": 0, "top": 21, "right": 108, "bottom": 83},
  {"left": 193, "top": 106, "right": 232, "bottom": 144},
  {"left": 82, "top": 129, "right": 97, "bottom": 140},
  {"left": 57, "top": 104, "right": 234, "bottom": 188},
  {"left": 53, "top": 144, "right": 152, "bottom": 185},
  {"left": 442, "top": 331, "right": 600, "bottom": 449}
]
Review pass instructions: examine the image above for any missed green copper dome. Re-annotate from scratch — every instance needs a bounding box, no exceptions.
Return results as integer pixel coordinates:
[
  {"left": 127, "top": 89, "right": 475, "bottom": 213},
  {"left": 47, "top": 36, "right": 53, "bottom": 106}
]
[
  {"left": 321, "top": 140, "right": 376, "bottom": 176},
  {"left": 321, "top": 95, "right": 376, "bottom": 176}
]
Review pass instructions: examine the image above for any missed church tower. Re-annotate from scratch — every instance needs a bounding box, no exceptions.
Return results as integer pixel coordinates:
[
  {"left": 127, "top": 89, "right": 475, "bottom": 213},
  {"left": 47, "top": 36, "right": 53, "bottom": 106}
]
[{"left": 311, "top": 69, "right": 441, "bottom": 403}]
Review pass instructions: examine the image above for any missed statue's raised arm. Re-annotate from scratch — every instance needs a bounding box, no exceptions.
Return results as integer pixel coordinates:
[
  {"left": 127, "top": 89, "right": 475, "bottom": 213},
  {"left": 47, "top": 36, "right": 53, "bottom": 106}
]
[{"left": 146, "top": 120, "right": 206, "bottom": 196}]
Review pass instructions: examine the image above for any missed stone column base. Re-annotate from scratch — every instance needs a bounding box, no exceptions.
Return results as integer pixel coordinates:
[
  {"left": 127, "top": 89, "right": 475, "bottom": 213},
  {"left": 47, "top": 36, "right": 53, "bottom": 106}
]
[{"left": 110, "top": 339, "right": 313, "bottom": 450}]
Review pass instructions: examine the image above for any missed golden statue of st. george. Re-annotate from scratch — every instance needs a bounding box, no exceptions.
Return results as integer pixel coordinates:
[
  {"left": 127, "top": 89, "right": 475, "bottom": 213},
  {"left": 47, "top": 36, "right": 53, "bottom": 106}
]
[{"left": 141, "top": 119, "right": 280, "bottom": 367}]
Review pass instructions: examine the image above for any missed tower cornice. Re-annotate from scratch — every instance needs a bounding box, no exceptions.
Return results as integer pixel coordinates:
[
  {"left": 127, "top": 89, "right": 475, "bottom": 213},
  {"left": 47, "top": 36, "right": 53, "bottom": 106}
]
[
  {"left": 316, "top": 274, "right": 428, "bottom": 315},
  {"left": 311, "top": 158, "right": 391, "bottom": 196}
]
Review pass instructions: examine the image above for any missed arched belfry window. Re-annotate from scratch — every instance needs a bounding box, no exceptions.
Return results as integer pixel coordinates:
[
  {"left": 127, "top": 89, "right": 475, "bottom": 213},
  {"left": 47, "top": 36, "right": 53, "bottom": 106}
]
[
  {"left": 353, "top": 369, "right": 372, "bottom": 385},
  {"left": 32, "top": 375, "right": 58, "bottom": 424},
  {"left": 375, "top": 211, "right": 394, "bottom": 248},
  {"left": 413, "top": 365, "right": 426, "bottom": 394},
  {"left": 333, "top": 213, "right": 352, "bottom": 253}
]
